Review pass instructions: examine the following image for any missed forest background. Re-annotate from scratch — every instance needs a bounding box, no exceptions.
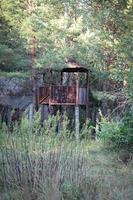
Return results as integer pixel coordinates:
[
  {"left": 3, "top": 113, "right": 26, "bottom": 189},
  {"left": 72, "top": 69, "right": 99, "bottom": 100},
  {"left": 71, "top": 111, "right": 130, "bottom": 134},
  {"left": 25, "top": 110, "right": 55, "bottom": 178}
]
[{"left": 0, "top": 0, "right": 133, "bottom": 199}]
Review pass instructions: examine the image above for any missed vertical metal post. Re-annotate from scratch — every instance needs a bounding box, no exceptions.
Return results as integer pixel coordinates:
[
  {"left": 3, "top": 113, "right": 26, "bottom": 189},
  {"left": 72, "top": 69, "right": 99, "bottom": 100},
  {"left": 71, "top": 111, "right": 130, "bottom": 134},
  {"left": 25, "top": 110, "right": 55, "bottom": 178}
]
[
  {"left": 7, "top": 106, "right": 12, "bottom": 130},
  {"left": 41, "top": 104, "right": 44, "bottom": 124},
  {"left": 75, "top": 106, "right": 79, "bottom": 140},
  {"left": 61, "top": 71, "right": 63, "bottom": 85},
  {"left": 32, "top": 36, "right": 36, "bottom": 111},
  {"left": 58, "top": 71, "right": 63, "bottom": 132},
  {"left": 35, "top": 86, "right": 39, "bottom": 111},
  {"left": 86, "top": 72, "right": 89, "bottom": 119},
  {"left": 29, "top": 36, "right": 37, "bottom": 130},
  {"left": 29, "top": 103, "right": 33, "bottom": 131},
  {"left": 41, "top": 105, "right": 49, "bottom": 125},
  {"left": 75, "top": 72, "right": 79, "bottom": 140},
  {"left": 60, "top": 71, "right": 63, "bottom": 115},
  {"left": 48, "top": 85, "right": 52, "bottom": 115}
]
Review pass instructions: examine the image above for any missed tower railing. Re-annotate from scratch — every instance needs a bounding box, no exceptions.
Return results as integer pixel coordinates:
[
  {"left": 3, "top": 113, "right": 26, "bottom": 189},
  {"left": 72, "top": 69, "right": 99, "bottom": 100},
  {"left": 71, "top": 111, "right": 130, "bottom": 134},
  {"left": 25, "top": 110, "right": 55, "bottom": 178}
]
[{"left": 38, "top": 85, "right": 87, "bottom": 105}]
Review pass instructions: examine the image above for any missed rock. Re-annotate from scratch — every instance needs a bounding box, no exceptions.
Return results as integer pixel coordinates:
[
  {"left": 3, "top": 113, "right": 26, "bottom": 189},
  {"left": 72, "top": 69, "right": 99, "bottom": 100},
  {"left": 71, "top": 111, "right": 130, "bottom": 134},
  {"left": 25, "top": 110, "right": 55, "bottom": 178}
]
[{"left": 0, "top": 76, "right": 32, "bottom": 96}]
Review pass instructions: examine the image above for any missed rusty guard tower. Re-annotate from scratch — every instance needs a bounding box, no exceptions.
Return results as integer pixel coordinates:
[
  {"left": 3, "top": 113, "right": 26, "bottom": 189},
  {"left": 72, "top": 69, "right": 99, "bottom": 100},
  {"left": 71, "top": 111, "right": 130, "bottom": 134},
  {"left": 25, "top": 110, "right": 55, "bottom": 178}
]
[{"left": 37, "top": 65, "right": 89, "bottom": 137}]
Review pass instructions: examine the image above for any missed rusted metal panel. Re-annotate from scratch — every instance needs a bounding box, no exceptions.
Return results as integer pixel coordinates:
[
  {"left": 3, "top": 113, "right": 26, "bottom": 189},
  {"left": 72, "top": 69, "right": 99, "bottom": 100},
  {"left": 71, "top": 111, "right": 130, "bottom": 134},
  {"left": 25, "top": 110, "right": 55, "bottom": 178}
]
[
  {"left": 51, "top": 86, "right": 76, "bottom": 104},
  {"left": 79, "top": 88, "right": 87, "bottom": 105},
  {"left": 39, "top": 86, "right": 49, "bottom": 104},
  {"left": 38, "top": 85, "right": 87, "bottom": 105}
]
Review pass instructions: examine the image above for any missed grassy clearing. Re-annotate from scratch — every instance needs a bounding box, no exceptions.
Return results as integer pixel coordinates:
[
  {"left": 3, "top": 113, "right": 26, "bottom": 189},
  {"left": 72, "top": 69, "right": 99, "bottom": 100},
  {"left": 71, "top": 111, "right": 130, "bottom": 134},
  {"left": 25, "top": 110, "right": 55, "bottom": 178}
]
[{"left": 0, "top": 129, "right": 133, "bottom": 200}]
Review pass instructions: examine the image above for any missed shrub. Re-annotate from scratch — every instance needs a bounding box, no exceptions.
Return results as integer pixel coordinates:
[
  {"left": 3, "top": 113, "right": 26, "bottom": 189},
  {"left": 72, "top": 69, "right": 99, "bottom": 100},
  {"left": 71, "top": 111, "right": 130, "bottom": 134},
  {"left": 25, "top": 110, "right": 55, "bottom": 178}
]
[
  {"left": 80, "top": 119, "right": 94, "bottom": 140},
  {"left": 99, "top": 110, "right": 133, "bottom": 149}
]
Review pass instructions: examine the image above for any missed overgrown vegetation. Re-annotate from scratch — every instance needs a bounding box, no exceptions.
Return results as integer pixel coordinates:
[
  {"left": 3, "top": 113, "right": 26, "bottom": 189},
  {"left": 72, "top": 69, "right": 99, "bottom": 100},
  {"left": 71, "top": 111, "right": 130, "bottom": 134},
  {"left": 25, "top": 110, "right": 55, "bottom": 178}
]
[
  {"left": 99, "top": 104, "right": 133, "bottom": 149},
  {"left": 0, "top": 114, "right": 133, "bottom": 200},
  {"left": 0, "top": 0, "right": 133, "bottom": 199}
]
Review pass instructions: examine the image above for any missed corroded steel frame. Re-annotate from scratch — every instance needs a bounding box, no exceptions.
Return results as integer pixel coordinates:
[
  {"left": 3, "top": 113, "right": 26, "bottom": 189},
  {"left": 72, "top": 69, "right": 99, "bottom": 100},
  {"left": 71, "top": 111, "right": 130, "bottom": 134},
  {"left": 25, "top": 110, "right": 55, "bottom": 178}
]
[{"left": 38, "top": 67, "right": 89, "bottom": 118}]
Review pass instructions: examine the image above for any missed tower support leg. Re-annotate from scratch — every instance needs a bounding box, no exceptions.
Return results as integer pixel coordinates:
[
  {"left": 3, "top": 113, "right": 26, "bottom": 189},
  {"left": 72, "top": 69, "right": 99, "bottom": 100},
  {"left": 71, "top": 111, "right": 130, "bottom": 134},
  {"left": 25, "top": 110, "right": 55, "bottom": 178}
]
[
  {"left": 29, "top": 103, "right": 33, "bottom": 131},
  {"left": 41, "top": 105, "right": 49, "bottom": 125},
  {"left": 75, "top": 106, "right": 79, "bottom": 141}
]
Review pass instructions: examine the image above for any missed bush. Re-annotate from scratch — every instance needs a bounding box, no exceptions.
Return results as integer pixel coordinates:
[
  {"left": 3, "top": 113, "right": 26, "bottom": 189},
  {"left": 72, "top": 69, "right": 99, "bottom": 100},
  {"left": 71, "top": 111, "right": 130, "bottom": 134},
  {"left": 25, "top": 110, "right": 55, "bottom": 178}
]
[
  {"left": 99, "top": 110, "right": 133, "bottom": 149},
  {"left": 80, "top": 119, "right": 94, "bottom": 140}
]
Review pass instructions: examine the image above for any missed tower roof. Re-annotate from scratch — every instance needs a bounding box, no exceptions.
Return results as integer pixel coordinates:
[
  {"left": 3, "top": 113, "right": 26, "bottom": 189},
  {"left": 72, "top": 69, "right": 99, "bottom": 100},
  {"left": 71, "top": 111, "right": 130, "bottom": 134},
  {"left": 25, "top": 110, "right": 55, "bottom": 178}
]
[{"left": 61, "top": 67, "right": 88, "bottom": 73}]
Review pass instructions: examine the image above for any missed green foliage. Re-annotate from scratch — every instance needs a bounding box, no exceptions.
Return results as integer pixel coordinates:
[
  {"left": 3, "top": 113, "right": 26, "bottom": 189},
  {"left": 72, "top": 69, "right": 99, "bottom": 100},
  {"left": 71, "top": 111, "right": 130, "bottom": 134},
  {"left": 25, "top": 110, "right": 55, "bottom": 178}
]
[
  {"left": 99, "top": 109, "right": 133, "bottom": 149},
  {"left": 128, "top": 68, "right": 133, "bottom": 101},
  {"left": 92, "top": 91, "right": 117, "bottom": 101},
  {"left": 80, "top": 119, "right": 94, "bottom": 140},
  {"left": 99, "top": 118, "right": 123, "bottom": 146},
  {"left": 0, "top": 0, "right": 132, "bottom": 82},
  {"left": 0, "top": 122, "right": 133, "bottom": 200},
  {"left": 0, "top": 14, "right": 30, "bottom": 72}
]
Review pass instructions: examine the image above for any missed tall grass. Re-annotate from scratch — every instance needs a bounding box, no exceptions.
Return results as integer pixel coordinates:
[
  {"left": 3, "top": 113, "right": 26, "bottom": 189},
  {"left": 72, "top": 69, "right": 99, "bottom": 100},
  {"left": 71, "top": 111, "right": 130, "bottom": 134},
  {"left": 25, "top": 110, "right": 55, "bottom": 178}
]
[{"left": 0, "top": 114, "right": 133, "bottom": 200}]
